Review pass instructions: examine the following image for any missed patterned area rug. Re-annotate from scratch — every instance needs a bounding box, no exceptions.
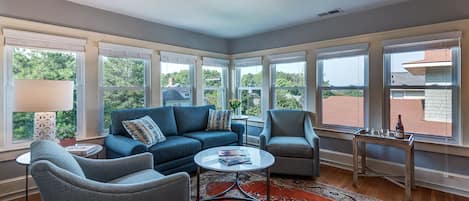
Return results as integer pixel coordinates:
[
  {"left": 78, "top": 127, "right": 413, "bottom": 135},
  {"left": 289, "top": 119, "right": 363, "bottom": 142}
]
[{"left": 191, "top": 171, "right": 380, "bottom": 201}]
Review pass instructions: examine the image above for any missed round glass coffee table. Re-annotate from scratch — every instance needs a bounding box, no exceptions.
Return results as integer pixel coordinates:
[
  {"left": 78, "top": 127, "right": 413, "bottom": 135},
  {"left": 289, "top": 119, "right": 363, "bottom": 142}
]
[{"left": 194, "top": 146, "right": 275, "bottom": 201}]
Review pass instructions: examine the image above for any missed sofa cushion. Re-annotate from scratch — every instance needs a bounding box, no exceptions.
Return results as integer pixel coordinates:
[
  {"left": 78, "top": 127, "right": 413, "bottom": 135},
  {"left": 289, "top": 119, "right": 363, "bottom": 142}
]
[
  {"left": 266, "top": 136, "right": 313, "bottom": 159},
  {"left": 270, "top": 110, "right": 306, "bottom": 137},
  {"left": 184, "top": 131, "right": 238, "bottom": 149},
  {"left": 174, "top": 105, "right": 215, "bottom": 134},
  {"left": 148, "top": 136, "right": 201, "bottom": 164},
  {"left": 122, "top": 115, "right": 166, "bottom": 147},
  {"left": 108, "top": 169, "right": 164, "bottom": 184},
  {"left": 111, "top": 106, "right": 178, "bottom": 138}
]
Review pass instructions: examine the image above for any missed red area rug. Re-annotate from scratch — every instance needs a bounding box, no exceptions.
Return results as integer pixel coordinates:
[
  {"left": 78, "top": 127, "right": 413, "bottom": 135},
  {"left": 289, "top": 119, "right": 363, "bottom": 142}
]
[{"left": 191, "top": 171, "right": 380, "bottom": 201}]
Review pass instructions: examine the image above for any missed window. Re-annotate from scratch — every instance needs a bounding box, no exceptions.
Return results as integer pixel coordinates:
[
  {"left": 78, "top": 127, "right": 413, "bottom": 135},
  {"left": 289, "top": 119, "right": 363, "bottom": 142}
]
[
  {"left": 98, "top": 43, "right": 151, "bottom": 132},
  {"left": 234, "top": 57, "right": 263, "bottom": 119},
  {"left": 3, "top": 29, "right": 85, "bottom": 145},
  {"left": 317, "top": 44, "right": 368, "bottom": 128},
  {"left": 383, "top": 32, "right": 460, "bottom": 142},
  {"left": 202, "top": 57, "right": 228, "bottom": 109},
  {"left": 160, "top": 52, "right": 196, "bottom": 106},
  {"left": 269, "top": 52, "right": 306, "bottom": 110}
]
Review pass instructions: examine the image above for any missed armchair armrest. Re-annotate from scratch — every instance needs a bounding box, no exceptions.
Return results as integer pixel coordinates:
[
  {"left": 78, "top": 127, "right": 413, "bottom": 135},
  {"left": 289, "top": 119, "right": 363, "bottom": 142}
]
[
  {"left": 259, "top": 113, "right": 272, "bottom": 150},
  {"left": 74, "top": 153, "right": 154, "bottom": 182},
  {"left": 105, "top": 134, "right": 147, "bottom": 157},
  {"left": 231, "top": 123, "right": 245, "bottom": 145},
  {"left": 304, "top": 113, "right": 320, "bottom": 177},
  {"left": 31, "top": 161, "right": 191, "bottom": 201}
]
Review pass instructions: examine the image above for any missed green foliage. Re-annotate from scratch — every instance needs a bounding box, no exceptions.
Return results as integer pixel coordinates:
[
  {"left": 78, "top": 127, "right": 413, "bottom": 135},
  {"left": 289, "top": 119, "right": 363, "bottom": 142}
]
[
  {"left": 12, "top": 48, "right": 77, "bottom": 141},
  {"left": 102, "top": 57, "right": 146, "bottom": 129}
]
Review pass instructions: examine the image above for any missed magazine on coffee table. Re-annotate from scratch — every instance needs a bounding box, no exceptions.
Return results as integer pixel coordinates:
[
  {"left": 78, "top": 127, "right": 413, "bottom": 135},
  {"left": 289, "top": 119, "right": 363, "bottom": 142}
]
[
  {"left": 218, "top": 149, "right": 251, "bottom": 166},
  {"left": 219, "top": 156, "right": 252, "bottom": 166},
  {"left": 217, "top": 149, "right": 249, "bottom": 157}
]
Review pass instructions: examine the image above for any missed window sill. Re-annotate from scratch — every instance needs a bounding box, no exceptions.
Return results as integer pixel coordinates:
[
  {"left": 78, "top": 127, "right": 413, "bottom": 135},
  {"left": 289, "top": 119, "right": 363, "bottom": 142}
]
[{"left": 0, "top": 135, "right": 106, "bottom": 162}]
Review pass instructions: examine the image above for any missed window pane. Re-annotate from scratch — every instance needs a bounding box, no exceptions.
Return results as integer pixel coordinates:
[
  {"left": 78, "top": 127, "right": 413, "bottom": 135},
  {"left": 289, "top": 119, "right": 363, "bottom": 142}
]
[
  {"left": 273, "top": 62, "right": 305, "bottom": 87},
  {"left": 322, "top": 89, "right": 364, "bottom": 127},
  {"left": 390, "top": 89, "right": 452, "bottom": 137},
  {"left": 161, "top": 62, "right": 193, "bottom": 106},
  {"left": 204, "top": 89, "right": 224, "bottom": 110},
  {"left": 322, "top": 55, "right": 365, "bottom": 87},
  {"left": 202, "top": 66, "right": 226, "bottom": 109},
  {"left": 238, "top": 66, "right": 262, "bottom": 87},
  {"left": 203, "top": 66, "right": 224, "bottom": 88},
  {"left": 102, "top": 56, "right": 145, "bottom": 87},
  {"left": 390, "top": 49, "right": 453, "bottom": 86},
  {"left": 240, "top": 89, "right": 262, "bottom": 118},
  {"left": 12, "top": 47, "right": 78, "bottom": 142},
  {"left": 275, "top": 88, "right": 304, "bottom": 110},
  {"left": 103, "top": 90, "right": 145, "bottom": 129}
]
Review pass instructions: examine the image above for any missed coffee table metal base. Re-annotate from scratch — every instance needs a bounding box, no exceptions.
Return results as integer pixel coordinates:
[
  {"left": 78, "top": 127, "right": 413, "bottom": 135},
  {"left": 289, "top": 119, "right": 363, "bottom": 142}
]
[{"left": 197, "top": 167, "right": 270, "bottom": 201}]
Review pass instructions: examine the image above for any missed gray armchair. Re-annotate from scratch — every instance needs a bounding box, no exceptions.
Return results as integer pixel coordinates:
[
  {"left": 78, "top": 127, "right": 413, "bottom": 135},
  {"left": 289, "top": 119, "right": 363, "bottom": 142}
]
[
  {"left": 30, "top": 140, "right": 190, "bottom": 201},
  {"left": 260, "top": 110, "right": 320, "bottom": 177}
]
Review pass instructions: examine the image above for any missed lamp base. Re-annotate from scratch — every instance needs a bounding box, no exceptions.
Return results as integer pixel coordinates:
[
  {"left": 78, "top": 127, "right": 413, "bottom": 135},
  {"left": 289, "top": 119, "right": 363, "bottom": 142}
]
[{"left": 33, "top": 112, "right": 57, "bottom": 141}]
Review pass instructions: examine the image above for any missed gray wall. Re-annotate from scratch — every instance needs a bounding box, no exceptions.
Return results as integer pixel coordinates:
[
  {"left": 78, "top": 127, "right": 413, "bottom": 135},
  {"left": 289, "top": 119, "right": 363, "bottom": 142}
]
[
  {"left": 228, "top": 0, "right": 469, "bottom": 54},
  {"left": 0, "top": 0, "right": 228, "bottom": 53}
]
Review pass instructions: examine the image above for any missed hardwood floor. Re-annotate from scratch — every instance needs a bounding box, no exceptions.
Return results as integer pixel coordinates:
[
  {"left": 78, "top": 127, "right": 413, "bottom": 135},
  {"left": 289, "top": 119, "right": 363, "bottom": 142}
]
[{"left": 14, "top": 164, "right": 469, "bottom": 201}]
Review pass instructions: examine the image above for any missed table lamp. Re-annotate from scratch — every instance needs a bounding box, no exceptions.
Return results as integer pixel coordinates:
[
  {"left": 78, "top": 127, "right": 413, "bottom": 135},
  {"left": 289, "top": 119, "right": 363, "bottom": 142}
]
[{"left": 13, "top": 80, "right": 74, "bottom": 141}]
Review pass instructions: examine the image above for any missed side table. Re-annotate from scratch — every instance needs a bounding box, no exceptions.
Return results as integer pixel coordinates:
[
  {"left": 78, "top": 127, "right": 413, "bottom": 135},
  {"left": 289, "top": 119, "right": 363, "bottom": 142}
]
[
  {"left": 232, "top": 115, "right": 249, "bottom": 145},
  {"left": 15, "top": 143, "right": 103, "bottom": 201},
  {"left": 352, "top": 131, "right": 415, "bottom": 201}
]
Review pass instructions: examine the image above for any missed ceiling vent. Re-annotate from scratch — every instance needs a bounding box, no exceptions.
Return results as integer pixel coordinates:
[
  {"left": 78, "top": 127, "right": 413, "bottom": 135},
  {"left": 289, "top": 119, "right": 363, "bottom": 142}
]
[{"left": 318, "top": 9, "right": 344, "bottom": 17}]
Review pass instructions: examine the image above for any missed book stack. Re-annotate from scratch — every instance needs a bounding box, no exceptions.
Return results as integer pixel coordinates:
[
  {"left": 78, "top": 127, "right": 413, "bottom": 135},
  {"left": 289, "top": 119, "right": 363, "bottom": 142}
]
[
  {"left": 65, "top": 144, "right": 98, "bottom": 156},
  {"left": 218, "top": 149, "right": 251, "bottom": 166}
]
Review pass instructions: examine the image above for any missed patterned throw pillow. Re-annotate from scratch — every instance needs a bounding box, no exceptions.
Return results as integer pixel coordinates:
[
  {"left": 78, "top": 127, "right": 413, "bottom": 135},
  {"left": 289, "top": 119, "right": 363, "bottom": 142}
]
[
  {"left": 122, "top": 115, "right": 166, "bottom": 147},
  {"left": 206, "top": 109, "right": 232, "bottom": 131}
]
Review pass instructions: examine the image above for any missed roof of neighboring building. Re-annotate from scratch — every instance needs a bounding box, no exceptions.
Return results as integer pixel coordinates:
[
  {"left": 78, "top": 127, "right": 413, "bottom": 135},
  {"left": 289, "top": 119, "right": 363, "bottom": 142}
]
[
  {"left": 402, "top": 49, "right": 452, "bottom": 75},
  {"left": 163, "top": 88, "right": 190, "bottom": 101},
  {"left": 404, "top": 49, "right": 452, "bottom": 65},
  {"left": 322, "top": 96, "right": 451, "bottom": 137},
  {"left": 391, "top": 72, "right": 425, "bottom": 86}
]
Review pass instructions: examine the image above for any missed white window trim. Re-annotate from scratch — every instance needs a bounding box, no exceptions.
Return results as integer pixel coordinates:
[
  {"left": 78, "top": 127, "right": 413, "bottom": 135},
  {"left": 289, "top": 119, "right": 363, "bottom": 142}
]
[
  {"left": 383, "top": 37, "right": 462, "bottom": 144},
  {"left": 202, "top": 61, "right": 228, "bottom": 109},
  {"left": 160, "top": 59, "right": 196, "bottom": 107},
  {"left": 4, "top": 46, "right": 85, "bottom": 147},
  {"left": 98, "top": 56, "right": 151, "bottom": 133},
  {"left": 234, "top": 58, "right": 263, "bottom": 119},
  {"left": 270, "top": 57, "right": 307, "bottom": 110},
  {"left": 316, "top": 44, "right": 369, "bottom": 130}
]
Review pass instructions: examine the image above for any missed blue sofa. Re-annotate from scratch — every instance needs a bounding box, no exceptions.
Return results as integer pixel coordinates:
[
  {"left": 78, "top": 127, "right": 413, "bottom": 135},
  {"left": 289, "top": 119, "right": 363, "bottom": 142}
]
[{"left": 105, "top": 105, "right": 245, "bottom": 175}]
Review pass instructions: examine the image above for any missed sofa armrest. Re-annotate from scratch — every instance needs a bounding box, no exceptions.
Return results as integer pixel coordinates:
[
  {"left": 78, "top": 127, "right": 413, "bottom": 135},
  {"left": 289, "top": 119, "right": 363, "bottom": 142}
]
[
  {"left": 31, "top": 161, "right": 191, "bottom": 201},
  {"left": 105, "top": 134, "right": 147, "bottom": 158},
  {"left": 231, "top": 123, "right": 245, "bottom": 145},
  {"left": 74, "top": 153, "right": 154, "bottom": 182},
  {"left": 259, "top": 113, "right": 272, "bottom": 150}
]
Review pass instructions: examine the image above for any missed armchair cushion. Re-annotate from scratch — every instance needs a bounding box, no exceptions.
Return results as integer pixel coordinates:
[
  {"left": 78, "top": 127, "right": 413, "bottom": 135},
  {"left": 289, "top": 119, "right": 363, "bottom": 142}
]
[
  {"left": 148, "top": 136, "right": 201, "bottom": 164},
  {"left": 270, "top": 110, "right": 306, "bottom": 137},
  {"left": 266, "top": 136, "right": 313, "bottom": 159},
  {"left": 184, "top": 131, "right": 238, "bottom": 149},
  {"left": 109, "top": 169, "right": 164, "bottom": 184},
  {"left": 174, "top": 105, "right": 215, "bottom": 134}
]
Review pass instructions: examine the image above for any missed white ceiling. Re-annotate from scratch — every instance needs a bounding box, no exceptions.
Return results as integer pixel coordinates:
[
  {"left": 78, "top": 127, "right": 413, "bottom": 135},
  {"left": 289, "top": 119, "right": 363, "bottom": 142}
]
[{"left": 67, "top": 0, "right": 407, "bottom": 39}]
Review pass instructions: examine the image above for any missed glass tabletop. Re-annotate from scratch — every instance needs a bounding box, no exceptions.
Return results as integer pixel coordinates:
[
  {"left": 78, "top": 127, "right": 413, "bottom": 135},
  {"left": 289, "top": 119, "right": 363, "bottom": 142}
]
[{"left": 194, "top": 146, "right": 275, "bottom": 172}]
